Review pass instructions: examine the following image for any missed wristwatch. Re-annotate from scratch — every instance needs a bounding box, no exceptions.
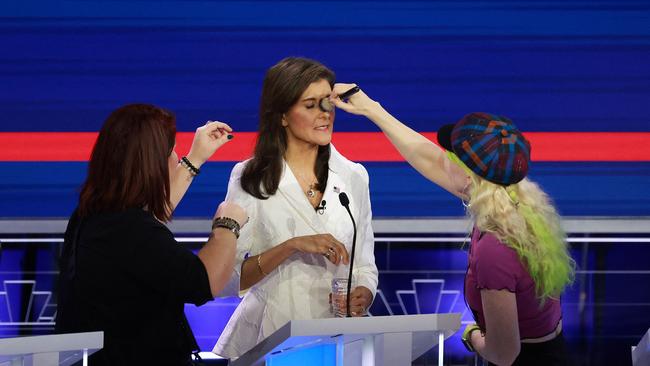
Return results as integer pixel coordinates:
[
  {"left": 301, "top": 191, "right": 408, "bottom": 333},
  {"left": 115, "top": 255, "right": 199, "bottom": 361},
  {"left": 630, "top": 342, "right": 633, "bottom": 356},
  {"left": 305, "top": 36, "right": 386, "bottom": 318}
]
[{"left": 461, "top": 323, "right": 481, "bottom": 352}]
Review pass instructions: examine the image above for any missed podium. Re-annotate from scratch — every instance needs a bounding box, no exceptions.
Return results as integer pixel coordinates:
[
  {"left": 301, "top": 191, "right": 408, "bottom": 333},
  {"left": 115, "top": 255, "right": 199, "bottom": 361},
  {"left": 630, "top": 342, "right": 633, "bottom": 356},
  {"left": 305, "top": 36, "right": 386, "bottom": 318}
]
[
  {"left": 0, "top": 331, "right": 103, "bottom": 366},
  {"left": 632, "top": 328, "right": 650, "bottom": 366},
  {"left": 232, "top": 313, "right": 461, "bottom": 366}
]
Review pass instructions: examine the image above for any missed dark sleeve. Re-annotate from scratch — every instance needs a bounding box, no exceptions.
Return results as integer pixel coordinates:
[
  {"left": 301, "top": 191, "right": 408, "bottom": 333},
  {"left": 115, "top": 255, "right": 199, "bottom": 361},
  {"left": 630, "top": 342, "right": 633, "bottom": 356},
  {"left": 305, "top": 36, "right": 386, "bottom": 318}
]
[
  {"left": 60, "top": 210, "right": 80, "bottom": 269},
  {"left": 55, "top": 210, "right": 80, "bottom": 334},
  {"left": 474, "top": 234, "right": 521, "bottom": 292},
  {"left": 124, "top": 216, "right": 213, "bottom": 306}
]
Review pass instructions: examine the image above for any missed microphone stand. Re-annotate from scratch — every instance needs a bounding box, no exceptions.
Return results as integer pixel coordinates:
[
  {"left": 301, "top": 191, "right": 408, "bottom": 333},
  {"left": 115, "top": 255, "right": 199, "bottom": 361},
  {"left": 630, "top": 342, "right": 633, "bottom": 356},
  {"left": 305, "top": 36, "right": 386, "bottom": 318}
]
[{"left": 338, "top": 192, "right": 357, "bottom": 317}]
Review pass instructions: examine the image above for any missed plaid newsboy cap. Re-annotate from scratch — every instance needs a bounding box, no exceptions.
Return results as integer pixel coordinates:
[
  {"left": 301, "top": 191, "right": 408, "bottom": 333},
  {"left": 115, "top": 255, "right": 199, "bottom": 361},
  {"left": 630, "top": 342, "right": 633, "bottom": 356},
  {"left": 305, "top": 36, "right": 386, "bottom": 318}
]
[{"left": 437, "top": 112, "right": 531, "bottom": 186}]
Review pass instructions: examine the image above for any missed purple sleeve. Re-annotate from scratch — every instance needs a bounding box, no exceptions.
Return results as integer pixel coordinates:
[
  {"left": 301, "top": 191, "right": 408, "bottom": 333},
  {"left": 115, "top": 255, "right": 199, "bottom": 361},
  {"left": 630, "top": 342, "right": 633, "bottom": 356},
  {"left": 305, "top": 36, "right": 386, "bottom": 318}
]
[{"left": 474, "top": 233, "right": 522, "bottom": 292}]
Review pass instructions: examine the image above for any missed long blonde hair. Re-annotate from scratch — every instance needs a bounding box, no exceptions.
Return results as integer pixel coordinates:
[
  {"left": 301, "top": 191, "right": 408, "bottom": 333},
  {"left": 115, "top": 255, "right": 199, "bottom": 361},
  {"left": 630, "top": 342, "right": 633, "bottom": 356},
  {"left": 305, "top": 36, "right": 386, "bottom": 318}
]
[{"left": 447, "top": 150, "right": 576, "bottom": 300}]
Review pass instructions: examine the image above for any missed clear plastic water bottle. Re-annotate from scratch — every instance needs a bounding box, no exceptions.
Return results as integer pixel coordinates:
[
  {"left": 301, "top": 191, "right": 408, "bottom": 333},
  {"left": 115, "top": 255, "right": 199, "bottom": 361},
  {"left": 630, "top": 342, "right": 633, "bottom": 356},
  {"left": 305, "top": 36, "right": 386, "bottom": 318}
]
[{"left": 331, "top": 277, "right": 348, "bottom": 317}]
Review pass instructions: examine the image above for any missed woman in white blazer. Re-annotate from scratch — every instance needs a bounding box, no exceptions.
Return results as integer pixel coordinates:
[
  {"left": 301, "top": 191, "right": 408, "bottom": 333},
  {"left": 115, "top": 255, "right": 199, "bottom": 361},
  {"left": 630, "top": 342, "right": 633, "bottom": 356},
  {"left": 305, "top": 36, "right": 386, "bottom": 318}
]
[{"left": 213, "top": 57, "right": 379, "bottom": 358}]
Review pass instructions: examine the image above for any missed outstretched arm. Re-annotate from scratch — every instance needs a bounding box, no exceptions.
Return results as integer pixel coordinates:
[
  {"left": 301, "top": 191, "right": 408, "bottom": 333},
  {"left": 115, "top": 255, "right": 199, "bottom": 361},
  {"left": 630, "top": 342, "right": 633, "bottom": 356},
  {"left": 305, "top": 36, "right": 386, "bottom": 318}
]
[{"left": 331, "top": 84, "right": 470, "bottom": 200}]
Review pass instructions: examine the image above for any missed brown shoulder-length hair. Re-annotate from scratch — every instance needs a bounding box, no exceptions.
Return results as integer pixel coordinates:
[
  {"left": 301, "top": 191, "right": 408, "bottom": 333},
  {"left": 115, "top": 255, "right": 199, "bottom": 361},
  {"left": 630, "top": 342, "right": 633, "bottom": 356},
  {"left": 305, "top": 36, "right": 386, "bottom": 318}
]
[
  {"left": 78, "top": 104, "right": 176, "bottom": 221},
  {"left": 241, "top": 57, "right": 335, "bottom": 199}
]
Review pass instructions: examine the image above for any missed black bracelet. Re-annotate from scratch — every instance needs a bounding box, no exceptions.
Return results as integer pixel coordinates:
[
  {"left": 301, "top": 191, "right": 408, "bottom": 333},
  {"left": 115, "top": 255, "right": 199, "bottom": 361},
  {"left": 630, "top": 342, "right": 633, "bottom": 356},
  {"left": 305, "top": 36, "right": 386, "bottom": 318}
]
[
  {"left": 180, "top": 156, "right": 200, "bottom": 176},
  {"left": 212, "top": 217, "right": 240, "bottom": 239}
]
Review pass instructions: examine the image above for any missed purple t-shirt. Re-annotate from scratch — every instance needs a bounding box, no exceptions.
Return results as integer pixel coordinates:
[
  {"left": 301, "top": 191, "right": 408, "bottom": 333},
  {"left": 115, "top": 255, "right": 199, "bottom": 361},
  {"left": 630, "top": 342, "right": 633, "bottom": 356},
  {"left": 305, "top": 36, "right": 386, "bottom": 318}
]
[{"left": 465, "top": 227, "right": 562, "bottom": 339}]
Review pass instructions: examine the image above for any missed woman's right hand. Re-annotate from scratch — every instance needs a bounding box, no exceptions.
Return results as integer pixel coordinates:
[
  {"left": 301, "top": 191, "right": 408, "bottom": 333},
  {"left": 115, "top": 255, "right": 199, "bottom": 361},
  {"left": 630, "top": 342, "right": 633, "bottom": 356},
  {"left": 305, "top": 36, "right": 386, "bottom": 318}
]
[
  {"left": 330, "top": 83, "right": 380, "bottom": 117},
  {"left": 288, "top": 234, "right": 350, "bottom": 266},
  {"left": 186, "top": 121, "right": 233, "bottom": 168}
]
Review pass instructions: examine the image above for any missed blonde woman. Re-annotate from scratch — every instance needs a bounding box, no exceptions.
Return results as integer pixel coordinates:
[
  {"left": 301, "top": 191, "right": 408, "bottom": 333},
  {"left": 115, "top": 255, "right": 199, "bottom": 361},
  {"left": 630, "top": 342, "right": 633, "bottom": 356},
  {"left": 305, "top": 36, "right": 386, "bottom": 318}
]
[{"left": 331, "top": 85, "right": 574, "bottom": 365}]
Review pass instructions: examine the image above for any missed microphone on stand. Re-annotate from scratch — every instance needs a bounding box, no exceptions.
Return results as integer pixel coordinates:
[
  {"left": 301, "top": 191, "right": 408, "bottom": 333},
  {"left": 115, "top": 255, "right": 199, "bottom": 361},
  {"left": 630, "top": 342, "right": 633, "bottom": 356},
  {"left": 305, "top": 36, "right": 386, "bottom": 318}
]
[{"left": 338, "top": 192, "right": 357, "bottom": 317}]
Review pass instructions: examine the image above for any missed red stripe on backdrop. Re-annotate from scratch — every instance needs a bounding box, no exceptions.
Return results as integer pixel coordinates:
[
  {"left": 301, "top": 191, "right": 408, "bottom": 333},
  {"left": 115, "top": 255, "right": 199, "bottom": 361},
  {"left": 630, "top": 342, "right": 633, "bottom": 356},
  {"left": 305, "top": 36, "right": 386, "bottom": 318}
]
[{"left": 1, "top": 132, "right": 649, "bottom": 162}]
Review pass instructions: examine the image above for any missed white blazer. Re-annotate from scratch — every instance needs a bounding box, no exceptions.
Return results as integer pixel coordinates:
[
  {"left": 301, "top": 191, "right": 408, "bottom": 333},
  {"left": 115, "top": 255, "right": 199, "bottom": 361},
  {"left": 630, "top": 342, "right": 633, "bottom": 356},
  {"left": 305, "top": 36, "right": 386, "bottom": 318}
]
[{"left": 213, "top": 145, "right": 378, "bottom": 358}]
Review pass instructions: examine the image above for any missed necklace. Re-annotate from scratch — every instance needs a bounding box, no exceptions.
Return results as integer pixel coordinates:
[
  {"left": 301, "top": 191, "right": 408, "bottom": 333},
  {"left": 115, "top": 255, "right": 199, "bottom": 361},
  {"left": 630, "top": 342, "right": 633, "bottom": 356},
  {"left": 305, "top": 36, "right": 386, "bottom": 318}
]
[
  {"left": 306, "top": 184, "right": 316, "bottom": 198},
  {"left": 294, "top": 172, "right": 318, "bottom": 200}
]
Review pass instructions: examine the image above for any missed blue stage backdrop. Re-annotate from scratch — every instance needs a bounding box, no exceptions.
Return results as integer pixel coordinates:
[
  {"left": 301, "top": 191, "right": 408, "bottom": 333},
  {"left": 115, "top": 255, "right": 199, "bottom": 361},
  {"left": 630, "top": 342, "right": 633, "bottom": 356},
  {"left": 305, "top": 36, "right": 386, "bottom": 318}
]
[
  {"left": 0, "top": 1, "right": 649, "bottom": 365},
  {"left": 0, "top": 0, "right": 649, "bottom": 218}
]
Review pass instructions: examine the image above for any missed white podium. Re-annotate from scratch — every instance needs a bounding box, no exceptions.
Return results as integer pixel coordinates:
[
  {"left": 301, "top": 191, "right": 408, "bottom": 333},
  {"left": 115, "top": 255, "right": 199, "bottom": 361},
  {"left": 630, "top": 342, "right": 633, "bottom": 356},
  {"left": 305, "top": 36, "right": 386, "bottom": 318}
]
[
  {"left": 232, "top": 313, "right": 461, "bottom": 366},
  {"left": 0, "top": 331, "right": 103, "bottom": 366},
  {"left": 632, "top": 328, "right": 650, "bottom": 366}
]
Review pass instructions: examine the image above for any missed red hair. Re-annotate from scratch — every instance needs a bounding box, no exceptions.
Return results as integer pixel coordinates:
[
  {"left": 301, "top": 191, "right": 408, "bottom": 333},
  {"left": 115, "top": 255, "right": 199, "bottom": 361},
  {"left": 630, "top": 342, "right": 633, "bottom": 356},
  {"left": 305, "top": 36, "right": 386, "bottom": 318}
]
[{"left": 78, "top": 104, "right": 176, "bottom": 221}]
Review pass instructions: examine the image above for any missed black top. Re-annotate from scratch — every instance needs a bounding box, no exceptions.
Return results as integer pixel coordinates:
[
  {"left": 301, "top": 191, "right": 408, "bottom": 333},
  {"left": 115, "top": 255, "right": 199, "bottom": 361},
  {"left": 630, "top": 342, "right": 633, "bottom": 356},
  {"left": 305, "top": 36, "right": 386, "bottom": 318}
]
[{"left": 56, "top": 208, "right": 213, "bottom": 365}]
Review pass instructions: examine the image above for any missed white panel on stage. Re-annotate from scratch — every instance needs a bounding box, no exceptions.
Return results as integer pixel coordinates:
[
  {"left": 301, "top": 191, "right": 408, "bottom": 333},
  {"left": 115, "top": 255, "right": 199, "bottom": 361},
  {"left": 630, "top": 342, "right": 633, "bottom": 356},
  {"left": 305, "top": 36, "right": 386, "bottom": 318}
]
[
  {"left": 232, "top": 313, "right": 461, "bottom": 366},
  {"left": 0, "top": 331, "right": 103, "bottom": 366}
]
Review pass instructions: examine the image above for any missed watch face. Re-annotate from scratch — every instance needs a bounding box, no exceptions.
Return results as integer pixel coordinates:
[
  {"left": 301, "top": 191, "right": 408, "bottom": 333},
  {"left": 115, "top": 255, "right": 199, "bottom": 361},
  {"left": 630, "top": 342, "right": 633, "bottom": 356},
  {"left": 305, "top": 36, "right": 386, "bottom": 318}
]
[
  {"left": 461, "top": 324, "right": 480, "bottom": 352},
  {"left": 461, "top": 337, "right": 474, "bottom": 352}
]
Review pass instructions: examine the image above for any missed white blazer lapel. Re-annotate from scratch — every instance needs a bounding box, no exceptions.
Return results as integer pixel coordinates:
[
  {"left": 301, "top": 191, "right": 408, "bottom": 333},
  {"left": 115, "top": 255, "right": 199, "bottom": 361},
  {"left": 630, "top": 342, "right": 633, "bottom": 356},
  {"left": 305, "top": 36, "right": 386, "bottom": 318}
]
[
  {"left": 323, "top": 144, "right": 352, "bottom": 215},
  {"left": 319, "top": 146, "right": 356, "bottom": 248},
  {"left": 320, "top": 168, "right": 346, "bottom": 218},
  {"left": 277, "top": 160, "right": 327, "bottom": 234}
]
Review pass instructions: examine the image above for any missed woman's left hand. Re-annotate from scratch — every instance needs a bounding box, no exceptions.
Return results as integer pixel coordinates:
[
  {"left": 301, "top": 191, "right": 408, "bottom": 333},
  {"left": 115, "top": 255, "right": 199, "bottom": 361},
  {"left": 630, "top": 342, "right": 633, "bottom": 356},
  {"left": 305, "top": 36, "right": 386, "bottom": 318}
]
[
  {"left": 348, "top": 286, "right": 374, "bottom": 316},
  {"left": 187, "top": 121, "right": 233, "bottom": 168}
]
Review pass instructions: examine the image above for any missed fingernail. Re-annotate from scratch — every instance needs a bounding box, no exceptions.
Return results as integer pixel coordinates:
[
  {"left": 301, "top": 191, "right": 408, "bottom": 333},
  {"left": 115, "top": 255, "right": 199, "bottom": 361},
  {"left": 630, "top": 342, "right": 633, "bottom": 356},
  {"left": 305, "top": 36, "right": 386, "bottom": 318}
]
[{"left": 227, "top": 134, "right": 234, "bottom": 140}]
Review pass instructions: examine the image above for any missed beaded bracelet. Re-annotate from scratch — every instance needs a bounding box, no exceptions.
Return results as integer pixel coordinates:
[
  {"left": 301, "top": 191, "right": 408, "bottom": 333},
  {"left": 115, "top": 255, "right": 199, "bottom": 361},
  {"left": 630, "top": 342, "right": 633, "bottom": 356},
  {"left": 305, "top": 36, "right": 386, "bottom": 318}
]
[
  {"left": 180, "top": 156, "right": 200, "bottom": 176},
  {"left": 179, "top": 159, "right": 196, "bottom": 177},
  {"left": 211, "top": 217, "right": 240, "bottom": 238}
]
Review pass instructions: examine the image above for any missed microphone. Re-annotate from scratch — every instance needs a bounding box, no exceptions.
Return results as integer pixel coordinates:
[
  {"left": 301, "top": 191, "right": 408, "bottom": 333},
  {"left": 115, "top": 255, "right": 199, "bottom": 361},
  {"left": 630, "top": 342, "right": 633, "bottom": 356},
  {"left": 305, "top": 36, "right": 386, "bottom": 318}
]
[
  {"left": 316, "top": 200, "right": 326, "bottom": 215},
  {"left": 338, "top": 192, "right": 357, "bottom": 317}
]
